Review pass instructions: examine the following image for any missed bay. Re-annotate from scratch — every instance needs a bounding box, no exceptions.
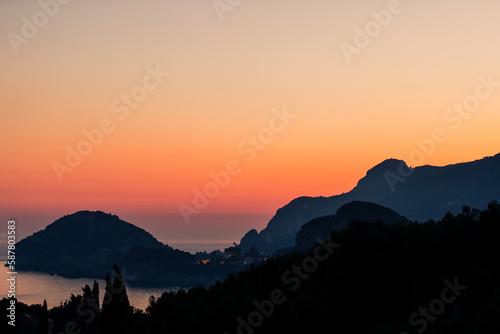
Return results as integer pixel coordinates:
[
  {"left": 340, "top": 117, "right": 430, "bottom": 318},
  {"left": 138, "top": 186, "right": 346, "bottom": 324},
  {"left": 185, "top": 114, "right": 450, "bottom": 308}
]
[{"left": 1, "top": 266, "right": 177, "bottom": 310}]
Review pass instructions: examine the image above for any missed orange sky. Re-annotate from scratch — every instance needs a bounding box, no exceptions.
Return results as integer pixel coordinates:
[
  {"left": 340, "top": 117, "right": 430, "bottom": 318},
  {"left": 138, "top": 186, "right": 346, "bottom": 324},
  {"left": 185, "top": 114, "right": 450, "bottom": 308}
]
[{"left": 1, "top": 0, "right": 500, "bottom": 244}]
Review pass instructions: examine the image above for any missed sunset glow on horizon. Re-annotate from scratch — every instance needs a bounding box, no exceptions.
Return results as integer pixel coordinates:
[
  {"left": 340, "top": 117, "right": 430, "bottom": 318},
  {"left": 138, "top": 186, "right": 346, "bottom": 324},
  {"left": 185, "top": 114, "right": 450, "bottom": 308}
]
[{"left": 2, "top": 0, "right": 500, "bottom": 243}]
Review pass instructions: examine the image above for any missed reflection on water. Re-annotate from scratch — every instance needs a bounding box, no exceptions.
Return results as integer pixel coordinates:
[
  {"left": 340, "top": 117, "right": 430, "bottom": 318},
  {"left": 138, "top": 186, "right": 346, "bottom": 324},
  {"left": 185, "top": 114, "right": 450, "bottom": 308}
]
[{"left": 1, "top": 266, "right": 177, "bottom": 310}]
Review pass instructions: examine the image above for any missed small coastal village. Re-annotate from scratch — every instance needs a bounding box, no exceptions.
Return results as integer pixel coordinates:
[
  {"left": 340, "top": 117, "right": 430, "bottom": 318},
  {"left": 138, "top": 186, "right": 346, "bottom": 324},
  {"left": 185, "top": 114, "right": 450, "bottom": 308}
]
[{"left": 194, "top": 244, "right": 268, "bottom": 266}]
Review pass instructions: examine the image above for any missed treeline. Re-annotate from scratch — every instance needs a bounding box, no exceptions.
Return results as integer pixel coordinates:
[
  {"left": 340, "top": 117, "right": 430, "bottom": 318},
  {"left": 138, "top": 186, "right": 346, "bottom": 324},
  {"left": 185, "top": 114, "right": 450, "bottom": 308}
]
[
  {"left": 3, "top": 202, "right": 500, "bottom": 333},
  {"left": 146, "top": 202, "right": 500, "bottom": 333},
  {"left": 1, "top": 266, "right": 144, "bottom": 334}
]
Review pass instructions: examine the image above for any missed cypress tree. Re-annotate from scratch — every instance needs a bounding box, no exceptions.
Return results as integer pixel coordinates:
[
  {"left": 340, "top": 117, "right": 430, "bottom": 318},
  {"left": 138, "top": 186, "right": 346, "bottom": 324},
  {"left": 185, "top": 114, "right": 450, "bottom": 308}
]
[
  {"left": 92, "top": 280, "right": 100, "bottom": 311},
  {"left": 101, "top": 265, "right": 132, "bottom": 333},
  {"left": 37, "top": 299, "right": 48, "bottom": 334}
]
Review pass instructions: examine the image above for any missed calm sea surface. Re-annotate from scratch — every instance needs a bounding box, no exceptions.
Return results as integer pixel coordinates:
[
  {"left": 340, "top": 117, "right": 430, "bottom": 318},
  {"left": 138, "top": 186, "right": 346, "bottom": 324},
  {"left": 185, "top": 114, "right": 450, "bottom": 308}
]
[
  {"left": 0, "top": 266, "right": 176, "bottom": 310},
  {"left": 0, "top": 242, "right": 232, "bottom": 310}
]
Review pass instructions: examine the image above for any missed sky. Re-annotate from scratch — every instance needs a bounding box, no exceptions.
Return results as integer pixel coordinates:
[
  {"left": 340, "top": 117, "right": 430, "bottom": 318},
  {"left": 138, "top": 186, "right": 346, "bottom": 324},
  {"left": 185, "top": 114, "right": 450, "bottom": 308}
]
[{"left": 1, "top": 0, "right": 500, "bottom": 246}]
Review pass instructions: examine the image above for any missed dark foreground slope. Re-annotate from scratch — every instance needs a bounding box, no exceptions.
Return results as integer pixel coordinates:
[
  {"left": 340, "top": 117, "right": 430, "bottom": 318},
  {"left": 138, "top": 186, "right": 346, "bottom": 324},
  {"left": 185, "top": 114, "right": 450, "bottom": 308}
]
[
  {"left": 240, "top": 153, "right": 500, "bottom": 253},
  {"left": 144, "top": 202, "right": 500, "bottom": 334}
]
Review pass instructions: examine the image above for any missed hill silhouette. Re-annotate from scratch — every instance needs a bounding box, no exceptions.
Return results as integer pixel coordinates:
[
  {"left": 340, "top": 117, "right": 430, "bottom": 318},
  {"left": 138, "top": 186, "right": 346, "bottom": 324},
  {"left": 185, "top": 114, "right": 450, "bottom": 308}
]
[
  {"left": 240, "top": 153, "right": 500, "bottom": 254},
  {"left": 16, "top": 211, "right": 169, "bottom": 278},
  {"left": 293, "top": 201, "right": 409, "bottom": 252},
  {"left": 15, "top": 210, "right": 246, "bottom": 286}
]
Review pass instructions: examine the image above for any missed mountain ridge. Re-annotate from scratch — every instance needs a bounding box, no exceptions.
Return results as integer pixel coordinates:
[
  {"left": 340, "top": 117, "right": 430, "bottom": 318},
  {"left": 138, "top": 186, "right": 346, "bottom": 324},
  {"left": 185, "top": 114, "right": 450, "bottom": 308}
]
[{"left": 240, "top": 152, "right": 500, "bottom": 254}]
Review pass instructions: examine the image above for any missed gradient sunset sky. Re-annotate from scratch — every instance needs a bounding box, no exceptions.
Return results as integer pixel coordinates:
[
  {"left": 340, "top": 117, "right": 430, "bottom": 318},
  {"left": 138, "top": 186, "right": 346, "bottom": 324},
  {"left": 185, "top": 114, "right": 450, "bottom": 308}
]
[{"left": 1, "top": 0, "right": 500, "bottom": 245}]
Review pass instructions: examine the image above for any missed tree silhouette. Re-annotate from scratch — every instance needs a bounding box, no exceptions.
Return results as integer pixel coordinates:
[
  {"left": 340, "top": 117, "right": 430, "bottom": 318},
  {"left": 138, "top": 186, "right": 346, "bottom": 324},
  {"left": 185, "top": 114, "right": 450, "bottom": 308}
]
[
  {"left": 101, "top": 265, "right": 133, "bottom": 333},
  {"left": 37, "top": 299, "right": 48, "bottom": 334},
  {"left": 82, "top": 285, "right": 92, "bottom": 301},
  {"left": 92, "top": 280, "right": 100, "bottom": 311}
]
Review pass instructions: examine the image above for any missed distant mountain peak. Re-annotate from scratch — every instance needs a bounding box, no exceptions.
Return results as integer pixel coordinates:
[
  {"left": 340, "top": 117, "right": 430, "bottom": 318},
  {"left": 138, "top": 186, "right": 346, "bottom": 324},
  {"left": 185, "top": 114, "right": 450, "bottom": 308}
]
[
  {"left": 239, "top": 152, "right": 500, "bottom": 254},
  {"left": 366, "top": 158, "right": 408, "bottom": 174},
  {"left": 358, "top": 158, "right": 408, "bottom": 183}
]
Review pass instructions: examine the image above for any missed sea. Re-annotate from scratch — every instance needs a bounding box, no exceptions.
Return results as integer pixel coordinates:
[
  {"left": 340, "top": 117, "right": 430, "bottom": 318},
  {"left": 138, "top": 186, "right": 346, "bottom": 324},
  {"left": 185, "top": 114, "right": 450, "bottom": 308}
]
[{"left": 1, "top": 241, "right": 233, "bottom": 310}]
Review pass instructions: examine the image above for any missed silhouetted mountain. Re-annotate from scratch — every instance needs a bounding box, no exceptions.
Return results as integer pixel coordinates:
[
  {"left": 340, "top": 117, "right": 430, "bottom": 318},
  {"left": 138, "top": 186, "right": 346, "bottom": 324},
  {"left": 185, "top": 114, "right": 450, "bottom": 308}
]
[
  {"left": 294, "top": 201, "right": 409, "bottom": 252},
  {"left": 15, "top": 211, "right": 247, "bottom": 287},
  {"left": 15, "top": 211, "right": 167, "bottom": 278},
  {"left": 240, "top": 153, "right": 500, "bottom": 254}
]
